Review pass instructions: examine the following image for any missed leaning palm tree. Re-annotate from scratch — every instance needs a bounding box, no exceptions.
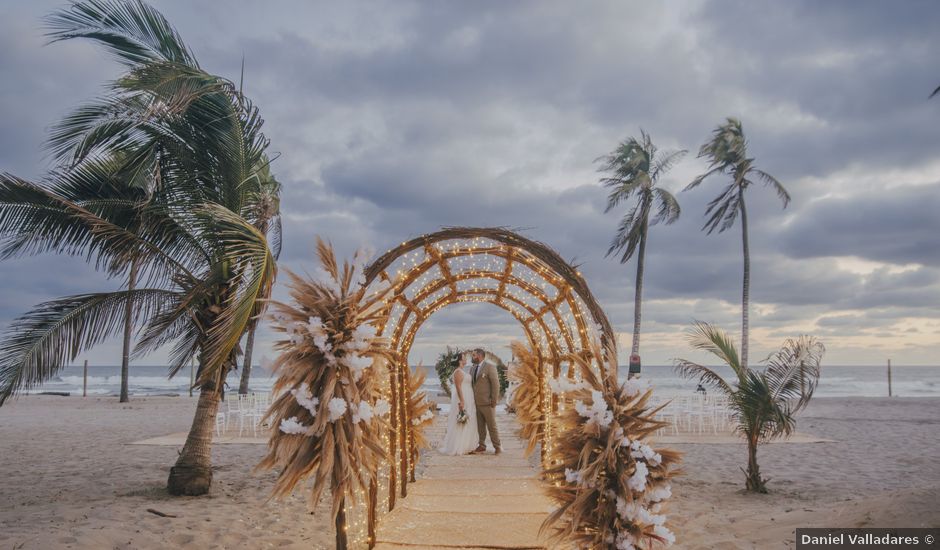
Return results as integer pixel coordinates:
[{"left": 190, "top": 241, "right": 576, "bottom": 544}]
[
  {"left": 0, "top": 0, "right": 278, "bottom": 496},
  {"left": 599, "top": 130, "right": 685, "bottom": 360},
  {"left": 684, "top": 118, "right": 790, "bottom": 368},
  {"left": 238, "top": 161, "right": 281, "bottom": 395},
  {"left": 674, "top": 321, "right": 824, "bottom": 492}
]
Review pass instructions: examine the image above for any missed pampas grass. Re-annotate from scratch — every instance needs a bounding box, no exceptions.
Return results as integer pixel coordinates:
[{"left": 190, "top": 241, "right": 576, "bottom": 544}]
[
  {"left": 256, "top": 238, "right": 396, "bottom": 548},
  {"left": 407, "top": 365, "right": 435, "bottom": 481},
  {"left": 540, "top": 339, "right": 682, "bottom": 550},
  {"left": 508, "top": 341, "right": 543, "bottom": 458}
]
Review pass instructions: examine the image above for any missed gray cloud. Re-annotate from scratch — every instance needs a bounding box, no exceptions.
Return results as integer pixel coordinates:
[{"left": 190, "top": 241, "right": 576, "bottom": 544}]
[{"left": 1, "top": 0, "right": 937, "bottom": 366}]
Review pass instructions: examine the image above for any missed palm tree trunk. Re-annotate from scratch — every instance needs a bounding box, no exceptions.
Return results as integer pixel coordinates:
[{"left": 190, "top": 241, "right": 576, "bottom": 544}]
[
  {"left": 745, "top": 434, "right": 766, "bottom": 493},
  {"left": 119, "top": 256, "right": 139, "bottom": 403},
  {"left": 238, "top": 322, "right": 257, "bottom": 395},
  {"left": 167, "top": 367, "right": 222, "bottom": 496},
  {"left": 631, "top": 218, "right": 648, "bottom": 357},
  {"left": 739, "top": 195, "right": 750, "bottom": 369}
]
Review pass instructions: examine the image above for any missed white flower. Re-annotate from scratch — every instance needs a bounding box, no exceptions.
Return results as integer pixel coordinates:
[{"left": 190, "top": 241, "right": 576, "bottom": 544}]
[
  {"left": 628, "top": 461, "right": 649, "bottom": 492},
  {"left": 547, "top": 377, "right": 587, "bottom": 394},
  {"left": 327, "top": 397, "right": 347, "bottom": 422},
  {"left": 373, "top": 399, "right": 391, "bottom": 417},
  {"left": 312, "top": 332, "right": 331, "bottom": 353},
  {"left": 564, "top": 468, "right": 582, "bottom": 484},
  {"left": 352, "top": 401, "right": 373, "bottom": 423},
  {"left": 290, "top": 387, "right": 319, "bottom": 415},
  {"left": 346, "top": 354, "right": 373, "bottom": 380},
  {"left": 279, "top": 416, "right": 308, "bottom": 435},
  {"left": 621, "top": 377, "right": 648, "bottom": 398},
  {"left": 575, "top": 390, "right": 614, "bottom": 428},
  {"left": 630, "top": 442, "right": 662, "bottom": 466},
  {"left": 646, "top": 483, "right": 672, "bottom": 503},
  {"left": 615, "top": 531, "right": 637, "bottom": 550},
  {"left": 412, "top": 409, "right": 434, "bottom": 425},
  {"left": 617, "top": 498, "right": 665, "bottom": 526},
  {"left": 652, "top": 525, "right": 676, "bottom": 546}
]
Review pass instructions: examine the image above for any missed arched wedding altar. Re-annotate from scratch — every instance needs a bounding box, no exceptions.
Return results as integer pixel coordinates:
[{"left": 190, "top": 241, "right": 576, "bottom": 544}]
[{"left": 259, "top": 227, "right": 678, "bottom": 550}]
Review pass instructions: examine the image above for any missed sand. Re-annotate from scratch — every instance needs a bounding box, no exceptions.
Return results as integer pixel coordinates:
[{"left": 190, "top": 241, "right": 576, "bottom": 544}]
[{"left": 0, "top": 395, "right": 938, "bottom": 549}]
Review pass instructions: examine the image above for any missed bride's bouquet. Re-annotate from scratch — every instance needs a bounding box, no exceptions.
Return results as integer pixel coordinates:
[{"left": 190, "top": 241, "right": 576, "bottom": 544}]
[{"left": 457, "top": 408, "right": 468, "bottom": 424}]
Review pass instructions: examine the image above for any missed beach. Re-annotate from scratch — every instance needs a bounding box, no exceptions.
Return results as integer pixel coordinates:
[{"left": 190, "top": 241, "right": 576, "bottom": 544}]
[{"left": 0, "top": 395, "right": 937, "bottom": 549}]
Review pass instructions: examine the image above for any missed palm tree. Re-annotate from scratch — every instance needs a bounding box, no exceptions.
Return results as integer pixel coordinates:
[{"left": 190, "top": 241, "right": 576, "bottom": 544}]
[
  {"left": 0, "top": 0, "right": 278, "bottom": 496},
  {"left": 684, "top": 117, "right": 790, "bottom": 368},
  {"left": 674, "top": 321, "right": 824, "bottom": 492},
  {"left": 599, "top": 130, "right": 685, "bottom": 361},
  {"left": 238, "top": 162, "right": 281, "bottom": 395}
]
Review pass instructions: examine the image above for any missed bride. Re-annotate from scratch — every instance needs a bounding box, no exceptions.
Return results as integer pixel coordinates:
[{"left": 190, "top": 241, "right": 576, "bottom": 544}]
[{"left": 438, "top": 352, "right": 478, "bottom": 455}]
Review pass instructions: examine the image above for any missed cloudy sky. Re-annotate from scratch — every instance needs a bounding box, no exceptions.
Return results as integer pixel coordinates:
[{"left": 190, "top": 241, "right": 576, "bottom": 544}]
[{"left": 1, "top": 0, "right": 938, "bottom": 369}]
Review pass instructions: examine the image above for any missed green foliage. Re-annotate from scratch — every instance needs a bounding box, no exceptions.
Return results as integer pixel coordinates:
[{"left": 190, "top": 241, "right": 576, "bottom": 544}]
[
  {"left": 599, "top": 129, "right": 685, "bottom": 264},
  {"left": 434, "top": 347, "right": 463, "bottom": 398},
  {"left": 0, "top": 0, "right": 280, "bottom": 403},
  {"left": 685, "top": 117, "right": 790, "bottom": 235},
  {"left": 674, "top": 321, "right": 824, "bottom": 492}
]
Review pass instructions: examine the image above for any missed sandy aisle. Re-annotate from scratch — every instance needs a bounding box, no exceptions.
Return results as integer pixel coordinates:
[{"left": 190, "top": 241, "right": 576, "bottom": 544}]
[{"left": 0, "top": 395, "right": 938, "bottom": 549}]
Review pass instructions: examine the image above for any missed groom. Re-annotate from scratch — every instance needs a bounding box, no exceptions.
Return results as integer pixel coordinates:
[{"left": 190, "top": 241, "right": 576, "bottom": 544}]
[{"left": 469, "top": 348, "right": 501, "bottom": 455}]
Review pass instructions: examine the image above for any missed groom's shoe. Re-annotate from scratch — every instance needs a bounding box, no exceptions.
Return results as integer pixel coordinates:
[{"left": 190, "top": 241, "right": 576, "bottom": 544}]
[
  {"left": 494, "top": 447, "right": 502, "bottom": 455},
  {"left": 471, "top": 445, "right": 486, "bottom": 454}
]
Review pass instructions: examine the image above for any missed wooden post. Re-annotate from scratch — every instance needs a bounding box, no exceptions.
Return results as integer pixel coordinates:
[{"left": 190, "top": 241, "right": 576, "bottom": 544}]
[
  {"left": 399, "top": 362, "right": 409, "bottom": 499},
  {"left": 367, "top": 478, "right": 378, "bottom": 549},
  {"left": 388, "top": 365, "right": 398, "bottom": 511},
  {"left": 335, "top": 496, "right": 348, "bottom": 550},
  {"left": 887, "top": 359, "right": 893, "bottom": 397},
  {"left": 83, "top": 359, "right": 88, "bottom": 398}
]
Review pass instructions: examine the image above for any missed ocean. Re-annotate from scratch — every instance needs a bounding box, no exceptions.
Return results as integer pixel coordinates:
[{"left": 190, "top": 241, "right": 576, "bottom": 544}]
[{"left": 28, "top": 363, "right": 940, "bottom": 398}]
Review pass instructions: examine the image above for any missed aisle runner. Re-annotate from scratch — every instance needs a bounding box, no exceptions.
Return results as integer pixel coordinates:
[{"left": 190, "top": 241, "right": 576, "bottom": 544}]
[{"left": 373, "top": 411, "right": 551, "bottom": 549}]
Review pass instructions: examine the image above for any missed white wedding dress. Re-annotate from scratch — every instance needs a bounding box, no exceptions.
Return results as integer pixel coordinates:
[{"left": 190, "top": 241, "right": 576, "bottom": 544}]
[{"left": 438, "top": 367, "right": 479, "bottom": 455}]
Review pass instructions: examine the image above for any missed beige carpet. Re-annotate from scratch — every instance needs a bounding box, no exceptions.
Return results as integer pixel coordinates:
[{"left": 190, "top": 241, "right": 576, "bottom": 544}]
[{"left": 373, "top": 413, "right": 553, "bottom": 549}]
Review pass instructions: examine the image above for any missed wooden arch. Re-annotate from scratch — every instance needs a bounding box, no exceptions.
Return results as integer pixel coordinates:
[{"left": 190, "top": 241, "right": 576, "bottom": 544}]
[{"left": 360, "top": 227, "right": 617, "bottom": 521}]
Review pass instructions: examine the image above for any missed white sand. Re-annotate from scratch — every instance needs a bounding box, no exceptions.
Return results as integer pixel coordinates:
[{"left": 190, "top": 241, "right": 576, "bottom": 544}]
[{"left": 0, "top": 395, "right": 937, "bottom": 549}]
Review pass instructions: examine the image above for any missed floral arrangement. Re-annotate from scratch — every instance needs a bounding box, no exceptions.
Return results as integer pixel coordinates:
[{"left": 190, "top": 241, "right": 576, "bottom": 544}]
[
  {"left": 434, "top": 346, "right": 463, "bottom": 398},
  {"left": 456, "top": 409, "right": 468, "bottom": 424},
  {"left": 256, "top": 239, "right": 396, "bottom": 549},
  {"left": 541, "top": 339, "right": 682, "bottom": 550}
]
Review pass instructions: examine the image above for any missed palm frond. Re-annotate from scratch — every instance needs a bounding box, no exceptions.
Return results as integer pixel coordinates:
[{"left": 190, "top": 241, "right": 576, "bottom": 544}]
[
  {"left": 763, "top": 335, "right": 824, "bottom": 414},
  {"left": 652, "top": 187, "right": 681, "bottom": 226},
  {"left": 755, "top": 169, "right": 791, "bottom": 207},
  {"left": 606, "top": 198, "right": 650, "bottom": 264},
  {"left": 197, "top": 204, "right": 276, "bottom": 383},
  {"left": 684, "top": 321, "right": 745, "bottom": 382},
  {"left": 673, "top": 359, "right": 734, "bottom": 398},
  {"left": 45, "top": 0, "right": 197, "bottom": 68},
  {"left": 701, "top": 182, "right": 741, "bottom": 235},
  {"left": 0, "top": 288, "right": 179, "bottom": 404},
  {"left": 650, "top": 148, "right": 687, "bottom": 180}
]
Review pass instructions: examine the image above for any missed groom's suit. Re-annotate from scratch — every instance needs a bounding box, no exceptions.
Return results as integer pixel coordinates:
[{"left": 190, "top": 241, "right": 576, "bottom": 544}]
[{"left": 471, "top": 360, "right": 501, "bottom": 450}]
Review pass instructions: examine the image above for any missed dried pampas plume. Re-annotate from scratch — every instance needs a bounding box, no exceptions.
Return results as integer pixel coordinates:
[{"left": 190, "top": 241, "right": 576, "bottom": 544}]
[
  {"left": 540, "top": 339, "right": 682, "bottom": 550},
  {"left": 256, "top": 238, "right": 396, "bottom": 542},
  {"left": 508, "top": 341, "right": 543, "bottom": 458},
  {"left": 407, "top": 364, "right": 435, "bottom": 480}
]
